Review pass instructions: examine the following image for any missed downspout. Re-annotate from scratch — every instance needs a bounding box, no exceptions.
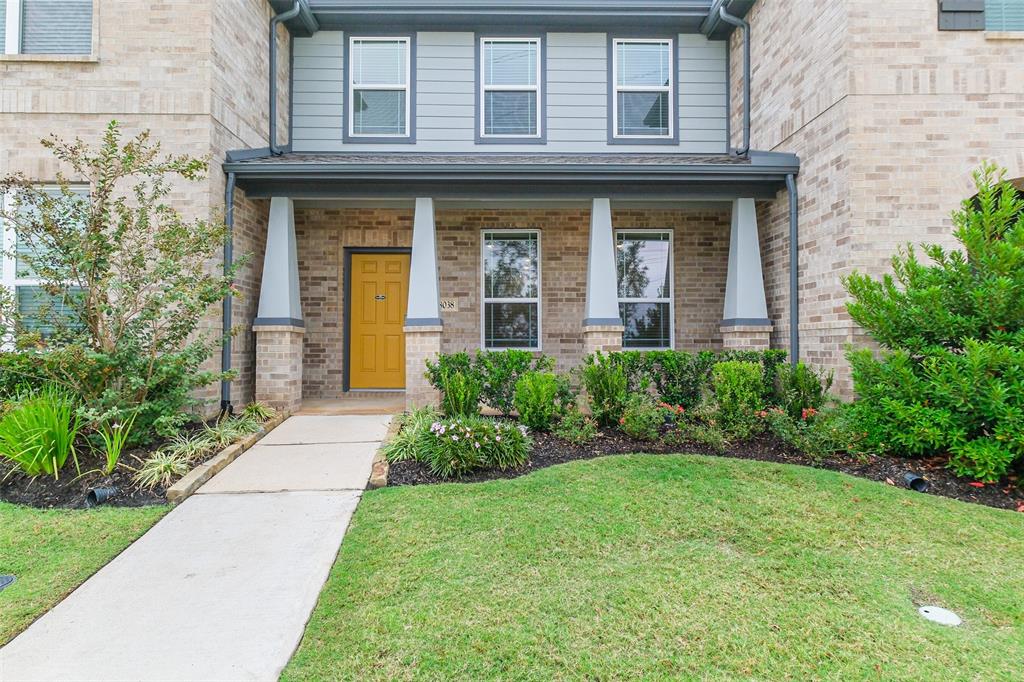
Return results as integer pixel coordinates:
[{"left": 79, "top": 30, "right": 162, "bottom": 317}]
[
  {"left": 220, "top": 172, "right": 237, "bottom": 416},
  {"left": 269, "top": 1, "right": 302, "bottom": 155},
  {"left": 786, "top": 173, "right": 800, "bottom": 364},
  {"left": 718, "top": 5, "right": 751, "bottom": 156}
]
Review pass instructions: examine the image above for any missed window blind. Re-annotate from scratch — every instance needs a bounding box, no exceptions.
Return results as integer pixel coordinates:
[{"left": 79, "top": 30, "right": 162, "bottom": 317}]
[
  {"left": 21, "top": 0, "right": 93, "bottom": 55},
  {"left": 986, "top": 0, "right": 1024, "bottom": 30}
]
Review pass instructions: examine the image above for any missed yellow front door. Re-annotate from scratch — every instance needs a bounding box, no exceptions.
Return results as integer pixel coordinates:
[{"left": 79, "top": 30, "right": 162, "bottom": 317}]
[{"left": 349, "top": 253, "right": 409, "bottom": 389}]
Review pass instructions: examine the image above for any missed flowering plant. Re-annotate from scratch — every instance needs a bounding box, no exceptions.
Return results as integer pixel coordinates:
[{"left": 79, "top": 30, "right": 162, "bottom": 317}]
[{"left": 424, "top": 416, "right": 531, "bottom": 478}]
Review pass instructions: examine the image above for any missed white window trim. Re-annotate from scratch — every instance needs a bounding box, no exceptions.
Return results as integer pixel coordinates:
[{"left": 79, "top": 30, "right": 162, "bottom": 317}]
[
  {"left": 3, "top": 0, "right": 22, "bottom": 54},
  {"left": 616, "top": 228, "right": 675, "bottom": 350},
  {"left": 479, "top": 37, "right": 542, "bottom": 139},
  {"left": 480, "top": 228, "right": 542, "bottom": 351},
  {"left": 611, "top": 38, "right": 675, "bottom": 140},
  {"left": 347, "top": 36, "right": 412, "bottom": 139}
]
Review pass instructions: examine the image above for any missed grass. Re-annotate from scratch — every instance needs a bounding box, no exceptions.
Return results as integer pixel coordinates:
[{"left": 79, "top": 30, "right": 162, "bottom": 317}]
[
  {"left": 0, "top": 501, "right": 167, "bottom": 646},
  {"left": 284, "top": 454, "right": 1024, "bottom": 681}
]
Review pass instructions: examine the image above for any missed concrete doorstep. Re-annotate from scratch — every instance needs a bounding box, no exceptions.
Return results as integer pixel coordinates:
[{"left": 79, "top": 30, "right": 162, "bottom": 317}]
[{"left": 0, "top": 414, "right": 394, "bottom": 682}]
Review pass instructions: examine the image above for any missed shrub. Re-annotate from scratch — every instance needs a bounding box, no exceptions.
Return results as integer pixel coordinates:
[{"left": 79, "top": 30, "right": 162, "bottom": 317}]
[
  {"left": 773, "top": 362, "right": 834, "bottom": 420},
  {"left": 0, "top": 122, "right": 242, "bottom": 443},
  {"left": 423, "top": 416, "right": 531, "bottom": 478},
  {"left": 382, "top": 406, "right": 439, "bottom": 463},
  {"left": 843, "top": 163, "right": 1024, "bottom": 481},
  {"left": 553, "top": 407, "right": 599, "bottom": 445},
  {"left": 664, "top": 421, "right": 728, "bottom": 454},
  {"left": 95, "top": 410, "right": 138, "bottom": 475},
  {"left": 0, "top": 386, "right": 81, "bottom": 479},
  {"left": 711, "top": 361, "right": 765, "bottom": 432},
  {"left": 514, "top": 372, "right": 564, "bottom": 430},
  {"left": 242, "top": 402, "right": 276, "bottom": 424},
  {"left": 765, "top": 405, "right": 864, "bottom": 460},
  {"left": 425, "top": 350, "right": 555, "bottom": 415},
  {"left": 580, "top": 352, "right": 628, "bottom": 427},
  {"left": 133, "top": 451, "right": 189, "bottom": 490},
  {"left": 439, "top": 371, "right": 482, "bottom": 417},
  {"left": 203, "top": 415, "right": 261, "bottom": 449},
  {"left": 619, "top": 394, "right": 664, "bottom": 442},
  {"left": 163, "top": 431, "right": 216, "bottom": 463}
]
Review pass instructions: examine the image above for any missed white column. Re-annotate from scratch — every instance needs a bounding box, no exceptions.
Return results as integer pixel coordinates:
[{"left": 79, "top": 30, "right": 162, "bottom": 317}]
[
  {"left": 405, "top": 197, "right": 442, "bottom": 326},
  {"left": 723, "top": 198, "right": 769, "bottom": 324},
  {"left": 255, "top": 196, "right": 303, "bottom": 326},
  {"left": 584, "top": 198, "right": 622, "bottom": 325}
]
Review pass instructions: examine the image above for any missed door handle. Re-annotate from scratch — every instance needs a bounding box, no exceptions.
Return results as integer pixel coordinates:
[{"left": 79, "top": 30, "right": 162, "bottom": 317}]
[{"left": 375, "top": 294, "right": 386, "bottom": 301}]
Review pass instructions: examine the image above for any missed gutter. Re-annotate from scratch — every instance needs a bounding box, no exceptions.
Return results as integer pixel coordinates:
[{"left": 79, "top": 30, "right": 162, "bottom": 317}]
[
  {"left": 786, "top": 173, "right": 800, "bottom": 364},
  {"left": 220, "top": 172, "right": 237, "bottom": 415},
  {"left": 717, "top": 5, "right": 751, "bottom": 156},
  {"left": 269, "top": 1, "right": 303, "bottom": 155}
]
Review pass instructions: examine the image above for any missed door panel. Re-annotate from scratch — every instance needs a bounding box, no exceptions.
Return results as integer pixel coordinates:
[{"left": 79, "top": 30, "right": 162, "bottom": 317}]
[{"left": 349, "top": 253, "right": 410, "bottom": 389}]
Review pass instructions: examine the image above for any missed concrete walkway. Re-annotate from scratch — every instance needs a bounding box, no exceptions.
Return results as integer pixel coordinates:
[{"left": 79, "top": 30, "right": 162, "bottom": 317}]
[{"left": 0, "top": 415, "right": 391, "bottom": 682}]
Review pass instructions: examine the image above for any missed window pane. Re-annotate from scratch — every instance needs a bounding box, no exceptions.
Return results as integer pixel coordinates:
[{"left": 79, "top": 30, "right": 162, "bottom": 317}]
[
  {"left": 17, "top": 286, "right": 83, "bottom": 336},
  {"left": 620, "top": 302, "right": 671, "bottom": 348},
  {"left": 13, "top": 188, "right": 89, "bottom": 279},
  {"left": 352, "top": 90, "right": 407, "bottom": 135},
  {"left": 484, "top": 41, "right": 537, "bottom": 86},
  {"left": 485, "top": 302, "right": 539, "bottom": 348},
  {"left": 617, "top": 92, "right": 669, "bottom": 137},
  {"left": 617, "top": 42, "right": 670, "bottom": 87},
  {"left": 0, "top": 3, "right": 6, "bottom": 53},
  {"left": 351, "top": 39, "right": 407, "bottom": 85},
  {"left": 484, "top": 91, "right": 537, "bottom": 136},
  {"left": 617, "top": 233, "right": 671, "bottom": 299},
  {"left": 484, "top": 232, "right": 538, "bottom": 299},
  {"left": 21, "top": 0, "right": 93, "bottom": 55},
  {"left": 986, "top": 0, "right": 1024, "bottom": 30}
]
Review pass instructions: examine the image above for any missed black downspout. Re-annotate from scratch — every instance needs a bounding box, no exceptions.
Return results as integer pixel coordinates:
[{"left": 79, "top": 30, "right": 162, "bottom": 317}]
[
  {"left": 220, "top": 172, "right": 237, "bottom": 416},
  {"left": 719, "top": 5, "right": 751, "bottom": 156},
  {"left": 786, "top": 173, "right": 800, "bottom": 364},
  {"left": 269, "top": 1, "right": 302, "bottom": 155}
]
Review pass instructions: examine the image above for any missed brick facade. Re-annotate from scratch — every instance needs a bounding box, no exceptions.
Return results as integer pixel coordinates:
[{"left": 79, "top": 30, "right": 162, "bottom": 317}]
[
  {"left": 735, "top": 0, "right": 1024, "bottom": 392},
  {"left": 293, "top": 206, "right": 734, "bottom": 400},
  {"left": 253, "top": 325, "right": 304, "bottom": 413}
]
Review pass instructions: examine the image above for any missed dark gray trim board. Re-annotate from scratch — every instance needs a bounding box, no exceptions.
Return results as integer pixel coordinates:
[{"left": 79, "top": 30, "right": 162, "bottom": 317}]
[
  {"left": 583, "top": 318, "right": 624, "bottom": 327},
  {"left": 474, "top": 32, "right": 548, "bottom": 145},
  {"left": 343, "top": 32, "right": 417, "bottom": 145},
  {"left": 720, "top": 318, "right": 771, "bottom": 327},
  {"left": 405, "top": 317, "right": 444, "bottom": 326},
  {"left": 253, "top": 317, "right": 306, "bottom": 328},
  {"left": 343, "top": 246, "right": 413, "bottom": 392}
]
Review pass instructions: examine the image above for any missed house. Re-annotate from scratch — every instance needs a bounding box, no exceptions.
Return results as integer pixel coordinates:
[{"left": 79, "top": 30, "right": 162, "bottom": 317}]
[{"left": 2, "top": 0, "right": 1022, "bottom": 412}]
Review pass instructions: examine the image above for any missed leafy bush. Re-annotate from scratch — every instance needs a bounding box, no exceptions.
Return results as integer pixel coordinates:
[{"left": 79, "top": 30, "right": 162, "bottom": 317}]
[
  {"left": 664, "top": 420, "right": 728, "bottom": 454},
  {"left": 423, "top": 416, "right": 531, "bottom": 478},
  {"left": 580, "top": 352, "right": 628, "bottom": 427},
  {"left": 619, "top": 394, "right": 664, "bottom": 442},
  {"left": 0, "top": 386, "right": 81, "bottom": 479},
  {"left": 382, "top": 406, "right": 439, "bottom": 463},
  {"left": 765, "top": 405, "right": 864, "bottom": 460},
  {"left": 774, "top": 362, "right": 834, "bottom": 421},
  {"left": 439, "top": 371, "right": 482, "bottom": 417},
  {"left": 133, "top": 451, "right": 189, "bottom": 490},
  {"left": 843, "top": 163, "right": 1024, "bottom": 481},
  {"left": 553, "top": 407, "right": 599, "bottom": 445},
  {"left": 425, "top": 350, "right": 555, "bottom": 414},
  {"left": 513, "top": 372, "right": 565, "bottom": 430},
  {"left": 0, "top": 122, "right": 241, "bottom": 443},
  {"left": 711, "top": 361, "right": 765, "bottom": 433}
]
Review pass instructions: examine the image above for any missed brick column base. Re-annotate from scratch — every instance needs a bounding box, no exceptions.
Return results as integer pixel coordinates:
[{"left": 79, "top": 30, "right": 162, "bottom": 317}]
[
  {"left": 404, "top": 325, "right": 443, "bottom": 410},
  {"left": 720, "top": 324, "right": 773, "bottom": 351},
  {"left": 582, "top": 324, "right": 625, "bottom": 356},
  {"left": 254, "top": 324, "right": 304, "bottom": 413}
]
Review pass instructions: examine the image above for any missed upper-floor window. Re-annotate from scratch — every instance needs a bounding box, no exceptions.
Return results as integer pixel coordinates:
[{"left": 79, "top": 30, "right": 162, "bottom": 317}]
[
  {"left": 479, "top": 37, "right": 542, "bottom": 140},
  {"left": 611, "top": 39, "right": 675, "bottom": 141},
  {"left": 348, "top": 37, "right": 411, "bottom": 139},
  {"left": 986, "top": 0, "right": 1024, "bottom": 30},
  {"left": 1, "top": 0, "right": 93, "bottom": 56}
]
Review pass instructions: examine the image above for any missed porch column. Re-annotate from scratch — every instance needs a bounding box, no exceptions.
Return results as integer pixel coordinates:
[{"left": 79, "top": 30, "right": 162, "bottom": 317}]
[
  {"left": 253, "top": 197, "right": 304, "bottom": 413},
  {"left": 582, "top": 198, "right": 624, "bottom": 355},
  {"left": 404, "top": 197, "right": 443, "bottom": 409},
  {"left": 722, "top": 198, "right": 772, "bottom": 350}
]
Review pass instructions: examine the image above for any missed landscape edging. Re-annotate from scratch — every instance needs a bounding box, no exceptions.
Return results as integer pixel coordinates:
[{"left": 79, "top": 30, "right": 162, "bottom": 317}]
[{"left": 367, "top": 415, "right": 400, "bottom": 489}]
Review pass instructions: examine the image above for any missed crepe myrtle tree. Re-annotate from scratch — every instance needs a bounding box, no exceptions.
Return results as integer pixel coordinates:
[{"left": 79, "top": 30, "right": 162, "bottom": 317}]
[{"left": 0, "top": 121, "right": 245, "bottom": 440}]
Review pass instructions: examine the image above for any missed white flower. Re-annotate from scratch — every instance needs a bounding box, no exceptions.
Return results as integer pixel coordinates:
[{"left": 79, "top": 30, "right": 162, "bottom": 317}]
[
  {"left": 452, "top": 435, "right": 459, "bottom": 441},
  {"left": 495, "top": 435, "right": 502, "bottom": 442}
]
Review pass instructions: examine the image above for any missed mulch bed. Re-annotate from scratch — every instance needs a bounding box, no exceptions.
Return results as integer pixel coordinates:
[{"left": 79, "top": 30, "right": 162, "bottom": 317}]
[{"left": 388, "top": 427, "right": 1024, "bottom": 512}]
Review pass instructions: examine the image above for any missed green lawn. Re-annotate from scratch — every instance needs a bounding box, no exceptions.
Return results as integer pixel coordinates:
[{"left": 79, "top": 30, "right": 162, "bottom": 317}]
[
  {"left": 285, "top": 455, "right": 1024, "bottom": 681},
  {"left": 0, "top": 501, "right": 167, "bottom": 646}
]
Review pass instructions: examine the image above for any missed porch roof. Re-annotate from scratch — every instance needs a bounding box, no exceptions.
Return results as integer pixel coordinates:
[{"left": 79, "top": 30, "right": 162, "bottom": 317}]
[{"left": 224, "top": 150, "right": 799, "bottom": 201}]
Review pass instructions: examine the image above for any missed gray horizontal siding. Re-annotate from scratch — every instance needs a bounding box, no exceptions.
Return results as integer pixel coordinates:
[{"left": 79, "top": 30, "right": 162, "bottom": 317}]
[{"left": 292, "top": 30, "right": 728, "bottom": 154}]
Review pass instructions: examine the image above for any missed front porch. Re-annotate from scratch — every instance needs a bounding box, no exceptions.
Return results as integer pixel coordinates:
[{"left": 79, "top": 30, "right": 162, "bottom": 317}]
[{"left": 226, "top": 151, "right": 798, "bottom": 412}]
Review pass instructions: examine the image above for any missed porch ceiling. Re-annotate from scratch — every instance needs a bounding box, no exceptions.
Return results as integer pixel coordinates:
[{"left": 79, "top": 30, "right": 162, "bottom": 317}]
[{"left": 224, "top": 151, "right": 800, "bottom": 201}]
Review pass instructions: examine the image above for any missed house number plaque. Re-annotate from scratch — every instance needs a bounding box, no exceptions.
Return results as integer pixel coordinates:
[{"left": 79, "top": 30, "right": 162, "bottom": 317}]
[{"left": 440, "top": 298, "right": 459, "bottom": 312}]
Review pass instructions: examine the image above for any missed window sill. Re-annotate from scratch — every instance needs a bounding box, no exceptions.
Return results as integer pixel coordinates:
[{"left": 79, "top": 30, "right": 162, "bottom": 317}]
[
  {"left": 984, "top": 31, "right": 1024, "bottom": 41},
  {"left": 0, "top": 53, "right": 98, "bottom": 63}
]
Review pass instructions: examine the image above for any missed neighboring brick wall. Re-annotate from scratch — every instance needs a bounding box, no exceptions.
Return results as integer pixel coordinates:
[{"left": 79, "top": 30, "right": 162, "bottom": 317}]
[{"left": 294, "top": 206, "right": 733, "bottom": 399}]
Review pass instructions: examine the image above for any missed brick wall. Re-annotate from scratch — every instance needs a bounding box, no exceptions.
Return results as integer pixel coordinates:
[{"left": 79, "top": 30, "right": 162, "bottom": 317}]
[{"left": 294, "top": 206, "right": 732, "bottom": 399}]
